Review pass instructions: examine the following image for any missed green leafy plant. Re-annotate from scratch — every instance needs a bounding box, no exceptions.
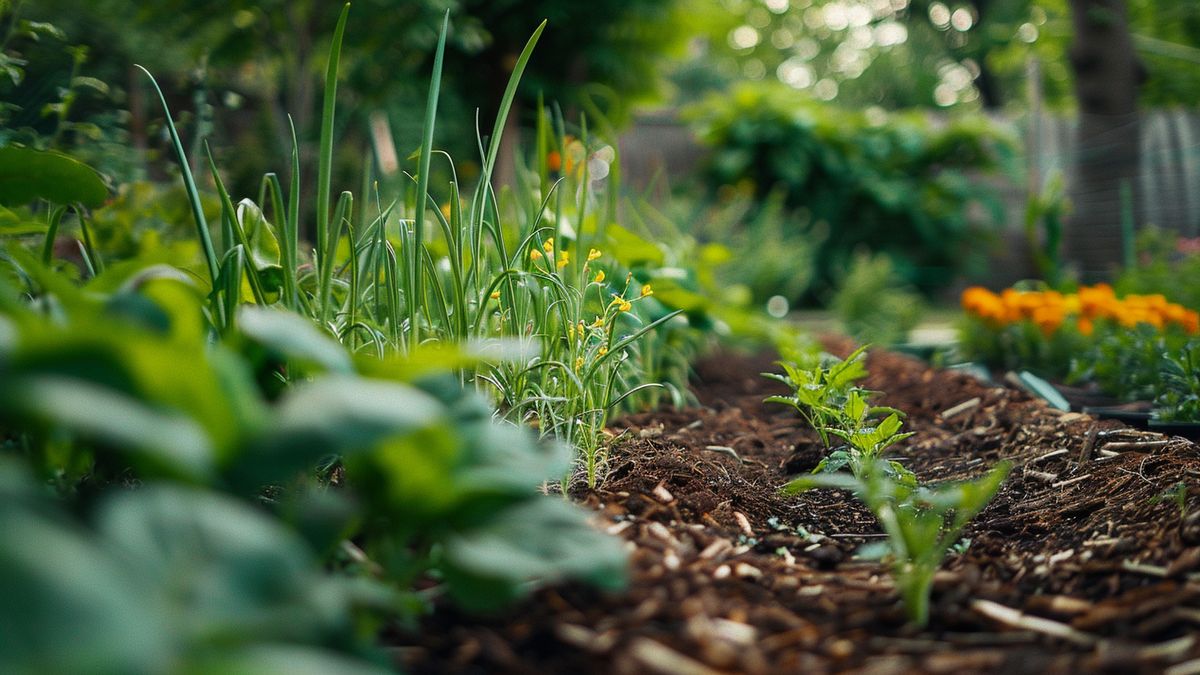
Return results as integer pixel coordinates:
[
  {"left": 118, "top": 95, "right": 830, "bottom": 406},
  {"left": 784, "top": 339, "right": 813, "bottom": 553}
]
[
  {"left": 831, "top": 252, "right": 924, "bottom": 347},
  {"left": 686, "top": 81, "right": 1009, "bottom": 297},
  {"left": 768, "top": 345, "right": 1008, "bottom": 626},
  {"left": 1155, "top": 342, "right": 1200, "bottom": 422},
  {"left": 764, "top": 344, "right": 871, "bottom": 449},
  {"left": 784, "top": 459, "right": 1010, "bottom": 627}
]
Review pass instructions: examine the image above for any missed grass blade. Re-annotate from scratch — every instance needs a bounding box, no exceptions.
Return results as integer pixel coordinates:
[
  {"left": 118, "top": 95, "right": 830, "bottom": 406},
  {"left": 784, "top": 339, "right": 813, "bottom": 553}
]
[
  {"left": 410, "top": 9, "right": 450, "bottom": 348},
  {"left": 134, "top": 65, "right": 219, "bottom": 285},
  {"left": 316, "top": 3, "right": 351, "bottom": 277}
]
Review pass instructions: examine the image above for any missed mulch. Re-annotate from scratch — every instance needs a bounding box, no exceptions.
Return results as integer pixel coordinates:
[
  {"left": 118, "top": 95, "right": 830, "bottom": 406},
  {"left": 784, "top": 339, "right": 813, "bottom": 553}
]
[{"left": 393, "top": 345, "right": 1200, "bottom": 674}]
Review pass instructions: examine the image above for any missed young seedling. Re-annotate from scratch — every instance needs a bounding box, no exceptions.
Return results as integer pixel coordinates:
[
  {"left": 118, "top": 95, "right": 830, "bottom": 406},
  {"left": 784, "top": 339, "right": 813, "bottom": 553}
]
[
  {"left": 785, "top": 458, "right": 1010, "bottom": 626},
  {"left": 764, "top": 345, "right": 870, "bottom": 448}
]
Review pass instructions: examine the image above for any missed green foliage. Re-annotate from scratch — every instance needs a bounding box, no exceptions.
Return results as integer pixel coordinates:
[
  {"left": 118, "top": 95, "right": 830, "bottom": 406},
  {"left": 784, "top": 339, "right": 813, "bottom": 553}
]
[
  {"left": 0, "top": 251, "right": 629, "bottom": 662},
  {"left": 832, "top": 252, "right": 924, "bottom": 347},
  {"left": 770, "top": 343, "right": 1008, "bottom": 626},
  {"left": 1155, "top": 343, "right": 1200, "bottom": 422},
  {"left": 0, "top": 146, "right": 107, "bottom": 208},
  {"left": 1067, "top": 323, "right": 1176, "bottom": 403},
  {"left": 1117, "top": 226, "right": 1200, "bottom": 312},
  {"left": 687, "top": 81, "right": 1009, "bottom": 297},
  {"left": 784, "top": 460, "right": 1010, "bottom": 626},
  {"left": 764, "top": 344, "right": 870, "bottom": 449}
]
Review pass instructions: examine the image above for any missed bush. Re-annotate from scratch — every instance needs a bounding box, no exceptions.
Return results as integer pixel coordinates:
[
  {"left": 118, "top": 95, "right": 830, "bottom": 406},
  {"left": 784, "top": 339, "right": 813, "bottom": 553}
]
[
  {"left": 686, "top": 81, "right": 1011, "bottom": 299},
  {"left": 832, "top": 252, "right": 924, "bottom": 347}
]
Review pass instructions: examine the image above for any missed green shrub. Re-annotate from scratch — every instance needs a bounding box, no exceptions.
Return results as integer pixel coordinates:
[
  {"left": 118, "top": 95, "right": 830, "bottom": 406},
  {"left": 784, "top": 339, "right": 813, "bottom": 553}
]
[
  {"left": 832, "top": 252, "right": 924, "bottom": 347},
  {"left": 686, "top": 81, "right": 1010, "bottom": 298}
]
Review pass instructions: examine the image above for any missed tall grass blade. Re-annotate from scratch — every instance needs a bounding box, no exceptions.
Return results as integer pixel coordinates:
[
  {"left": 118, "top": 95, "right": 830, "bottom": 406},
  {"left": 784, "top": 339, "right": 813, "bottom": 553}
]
[
  {"left": 316, "top": 3, "right": 351, "bottom": 277},
  {"left": 410, "top": 9, "right": 450, "bottom": 348},
  {"left": 134, "top": 65, "right": 219, "bottom": 285},
  {"left": 40, "top": 205, "right": 67, "bottom": 266}
]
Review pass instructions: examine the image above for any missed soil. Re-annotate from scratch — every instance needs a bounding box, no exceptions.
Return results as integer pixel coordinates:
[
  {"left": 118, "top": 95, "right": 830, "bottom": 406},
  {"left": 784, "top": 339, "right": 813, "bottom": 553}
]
[{"left": 394, "top": 345, "right": 1200, "bottom": 674}]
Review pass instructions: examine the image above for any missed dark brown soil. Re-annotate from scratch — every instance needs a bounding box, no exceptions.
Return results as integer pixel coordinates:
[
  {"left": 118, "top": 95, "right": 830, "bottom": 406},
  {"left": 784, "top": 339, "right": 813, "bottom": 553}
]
[{"left": 394, "top": 347, "right": 1200, "bottom": 674}]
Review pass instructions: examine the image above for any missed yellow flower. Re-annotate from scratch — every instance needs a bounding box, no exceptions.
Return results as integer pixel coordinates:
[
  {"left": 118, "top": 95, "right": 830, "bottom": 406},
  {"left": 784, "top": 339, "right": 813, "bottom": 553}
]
[
  {"left": 640, "top": 283, "right": 653, "bottom": 297},
  {"left": 568, "top": 322, "right": 576, "bottom": 339},
  {"left": 619, "top": 299, "right": 632, "bottom": 312},
  {"left": 574, "top": 356, "right": 584, "bottom": 372},
  {"left": 489, "top": 290, "right": 501, "bottom": 300},
  {"left": 587, "top": 248, "right": 602, "bottom": 261},
  {"left": 598, "top": 346, "right": 608, "bottom": 356},
  {"left": 556, "top": 249, "right": 570, "bottom": 269},
  {"left": 591, "top": 316, "right": 604, "bottom": 328},
  {"left": 542, "top": 239, "right": 555, "bottom": 253},
  {"left": 593, "top": 270, "right": 606, "bottom": 283},
  {"left": 530, "top": 249, "right": 543, "bottom": 260}
]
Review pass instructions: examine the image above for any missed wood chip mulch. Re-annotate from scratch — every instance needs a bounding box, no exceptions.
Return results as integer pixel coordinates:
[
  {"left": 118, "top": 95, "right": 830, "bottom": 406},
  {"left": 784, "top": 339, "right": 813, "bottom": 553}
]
[{"left": 394, "top": 346, "right": 1200, "bottom": 674}]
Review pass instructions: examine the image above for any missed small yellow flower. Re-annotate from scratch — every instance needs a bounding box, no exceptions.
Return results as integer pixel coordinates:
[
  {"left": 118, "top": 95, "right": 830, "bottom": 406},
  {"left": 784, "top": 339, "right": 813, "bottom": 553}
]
[
  {"left": 574, "top": 356, "right": 584, "bottom": 371},
  {"left": 542, "top": 239, "right": 555, "bottom": 253},
  {"left": 568, "top": 322, "right": 576, "bottom": 339},
  {"left": 556, "top": 250, "right": 570, "bottom": 269},
  {"left": 489, "top": 290, "right": 501, "bottom": 300},
  {"left": 598, "top": 346, "right": 608, "bottom": 356},
  {"left": 591, "top": 316, "right": 604, "bottom": 328},
  {"left": 593, "top": 270, "right": 605, "bottom": 284},
  {"left": 619, "top": 299, "right": 632, "bottom": 312},
  {"left": 530, "top": 249, "right": 543, "bottom": 260},
  {"left": 640, "top": 283, "right": 653, "bottom": 297},
  {"left": 587, "top": 248, "right": 602, "bottom": 261}
]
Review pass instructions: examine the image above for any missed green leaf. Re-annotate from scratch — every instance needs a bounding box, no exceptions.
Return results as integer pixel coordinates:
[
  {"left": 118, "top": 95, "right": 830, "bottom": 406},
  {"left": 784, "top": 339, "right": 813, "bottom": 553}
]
[
  {"left": 237, "top": 376, "right": 444, "bottom": 488},
  {"left": 98, "top": 485, "right": 358, "bottom": 646},
  {"left": 236, "top": 306, "right": 353, "bottom": 374},
  {"left": 0, "top": 376, "right": 214, "bottom": 481},
  {"left": 0, "top": 146, "right": 107, "bottom": 208},
  {"left": 441, "top": 498, "right": 627, "bottom": 612}
]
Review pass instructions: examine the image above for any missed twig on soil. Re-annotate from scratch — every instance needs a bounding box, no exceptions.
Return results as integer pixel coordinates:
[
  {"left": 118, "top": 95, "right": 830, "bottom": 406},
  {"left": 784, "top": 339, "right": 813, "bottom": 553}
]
[
  {"left": 1052, "top": 474, "right": 1091, "bottom": 489},
  {"left": 1101, "top": 440, "right": 1171, "bottom": 453},
  {"left": 970, "top": 599, "right": 1099, "bottom": 647},
  {"left": 702, "top": 444, "right": 767, "bottom": 468},
  {"left": 941, "top": 397, "right": 981, "bottom": 420},
  {"left": 1076, "top": 425, "right": 1099, "bottom": 466}
]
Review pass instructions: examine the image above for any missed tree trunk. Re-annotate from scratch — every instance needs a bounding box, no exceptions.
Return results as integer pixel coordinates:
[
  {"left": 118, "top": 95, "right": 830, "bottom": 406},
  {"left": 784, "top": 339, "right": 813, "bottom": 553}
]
[{"left": 1065, "top": 0, "right": 1143, "bottom": 281}]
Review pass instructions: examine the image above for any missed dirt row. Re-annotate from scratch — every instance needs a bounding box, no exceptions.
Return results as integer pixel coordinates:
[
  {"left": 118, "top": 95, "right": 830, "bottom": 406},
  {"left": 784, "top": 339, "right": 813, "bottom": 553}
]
[{"left": 396, "top": 347, "right": 1200, "bottom": 674}]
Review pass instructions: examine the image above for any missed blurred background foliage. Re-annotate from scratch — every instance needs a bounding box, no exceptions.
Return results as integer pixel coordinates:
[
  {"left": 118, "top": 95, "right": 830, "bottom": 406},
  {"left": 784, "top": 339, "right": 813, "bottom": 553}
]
[{"left": 6, "top": 0, "right": 1200, "bottom": 310}]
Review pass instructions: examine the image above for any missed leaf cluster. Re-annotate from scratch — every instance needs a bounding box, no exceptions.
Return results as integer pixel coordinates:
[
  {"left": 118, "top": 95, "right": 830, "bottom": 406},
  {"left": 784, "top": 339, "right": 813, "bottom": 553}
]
[{"left": 768, "top": 346, "right": 1009, "bottom": 626}]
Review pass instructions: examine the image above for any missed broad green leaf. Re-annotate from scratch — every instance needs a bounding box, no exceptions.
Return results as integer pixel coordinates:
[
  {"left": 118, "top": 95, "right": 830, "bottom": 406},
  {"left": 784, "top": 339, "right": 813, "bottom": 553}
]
[
  {"left": 441, "top": 498, "right": 627, "bottom": 612},
  {"left": 237, "top": 306, "right": 353, "bottom": 374},
  {"left": 0, "top": 492, "right": 170, "bottom": 674},
  {"left": 0, "top": 376, "right": 214, "bottom": 481},
  {"left": 0, "top": 146, "right": 107, "bottom": 208},
  {"left": 99, "top": 486, "right": 357, "bottom": 647},
  {"left": 237, "top": 376, "right": 444, "bottom": 488}
]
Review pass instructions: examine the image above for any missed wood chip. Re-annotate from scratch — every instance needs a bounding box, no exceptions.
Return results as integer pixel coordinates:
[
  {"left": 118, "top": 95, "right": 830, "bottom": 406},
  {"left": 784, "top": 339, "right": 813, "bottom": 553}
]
[
  {"left": 971, "top": 599, "right": 1099, "bottom": 647},
  {"left": 734, "top": 511, "right": 754, "bottom": 537},
  {"left": 1101, "top": 440, "right": 1171, "bottom": 452},
  {"left": 735, "top": 562, "right": 763, "bottom": 579},
  {"left": 1122, "top": 560, "right": 1168, "bottom": 577},
  {"left": 699, "top": 538, "right": 733, "bottom": 561},
  {"left": 1167, "top": 659, "right": 1200, "bottom": 675},
  {"left": 627, "top": 638, "right": 725, "bottom": 675},
  {"left": 652, "top": 482, "right": 675, "bottom": 504},
  {"left": 1052, "top": 474, "right": 1091, "bottom": 489},
  {"left": 941, "top": 397, "right": 981, "bottom": 420}
]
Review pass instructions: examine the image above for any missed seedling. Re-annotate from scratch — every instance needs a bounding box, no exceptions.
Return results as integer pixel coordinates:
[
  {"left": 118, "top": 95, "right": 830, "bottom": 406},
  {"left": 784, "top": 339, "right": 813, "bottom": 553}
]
[
  {"left": 766, "top": 347, "right": 912, "bottom": 481},
  {"left": 785, "top": 459, "right": 1010, "bottom": 626},
  {"left": 764, "top": 345, "right": 870, "bottom": 448}
]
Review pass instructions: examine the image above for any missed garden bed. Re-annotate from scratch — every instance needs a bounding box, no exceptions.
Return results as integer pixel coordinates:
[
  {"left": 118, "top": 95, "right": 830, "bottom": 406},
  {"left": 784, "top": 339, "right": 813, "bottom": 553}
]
[{"left": 397, "top": 346, "right": 1200, "bottom": 674}]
